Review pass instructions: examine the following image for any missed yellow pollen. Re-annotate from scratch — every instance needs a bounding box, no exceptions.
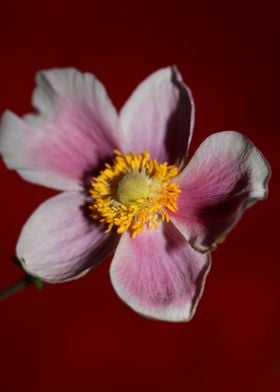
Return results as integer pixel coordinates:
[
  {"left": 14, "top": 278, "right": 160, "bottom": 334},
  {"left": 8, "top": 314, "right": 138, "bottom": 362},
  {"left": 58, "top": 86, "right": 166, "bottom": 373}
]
[{"left": 89, "top": 150, "right": 181, "bottom": 238}]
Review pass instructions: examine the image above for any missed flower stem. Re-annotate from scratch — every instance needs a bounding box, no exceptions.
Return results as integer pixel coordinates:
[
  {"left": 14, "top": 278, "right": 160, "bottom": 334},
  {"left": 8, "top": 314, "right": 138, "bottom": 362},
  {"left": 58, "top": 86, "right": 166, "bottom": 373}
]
[{"left": 0, "top": 275, "right": 34, "bottom": 301}]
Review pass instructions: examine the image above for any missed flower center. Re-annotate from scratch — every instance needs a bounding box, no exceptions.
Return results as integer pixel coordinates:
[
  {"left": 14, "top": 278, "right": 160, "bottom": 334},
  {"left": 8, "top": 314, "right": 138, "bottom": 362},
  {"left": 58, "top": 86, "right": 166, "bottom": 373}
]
[
  {"left": 117, "top": 173, "right": 149, "bottom": 205},
  {"left": 89, "top": 150, "right": 180, "bottom": 238}
]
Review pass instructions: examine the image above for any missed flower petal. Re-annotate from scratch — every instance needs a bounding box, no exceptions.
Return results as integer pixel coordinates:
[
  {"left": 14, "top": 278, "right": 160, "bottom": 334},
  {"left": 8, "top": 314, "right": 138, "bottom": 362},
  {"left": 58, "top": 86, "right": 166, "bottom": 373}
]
[
  {"left": 0, "top": 68, "right": 119, "bottom": 190},
  {"left": 110, "top": 223, "right": 210, "bottom": 322},
  {"left": 172, "top": 131, "right": 271, "bottom": 252},
  {"left": 119, "top": 66, "right": 194, "bottom": 167},
  {"left": 16, "top": 192, "right": 119, "bottom": 282}
]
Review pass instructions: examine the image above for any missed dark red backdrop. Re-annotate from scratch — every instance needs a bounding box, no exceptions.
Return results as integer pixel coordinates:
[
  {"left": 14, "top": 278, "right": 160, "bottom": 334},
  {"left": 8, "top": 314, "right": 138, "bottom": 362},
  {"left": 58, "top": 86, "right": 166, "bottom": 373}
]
[{"left": 0, "top": 1, "right": 279, "bottom": 391}]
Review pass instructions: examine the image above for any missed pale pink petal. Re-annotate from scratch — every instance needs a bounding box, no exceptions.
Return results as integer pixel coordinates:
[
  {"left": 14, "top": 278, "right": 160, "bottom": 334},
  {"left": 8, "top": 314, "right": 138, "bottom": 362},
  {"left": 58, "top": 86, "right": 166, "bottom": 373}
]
[
  {"left": 0, "top": 68, "right": 119, "bottom": 190},
  {"left": 172, "top": 131, "right": 271, "bottom": 252},
  {"left": 16, "top": 192, "right": 119, "bottom": 282},
  {"left": 110, "top": 223, "right": 210, "bottom": 322},
  {"left": 119, "top": 66, "right": 194, "bottom": 167}
]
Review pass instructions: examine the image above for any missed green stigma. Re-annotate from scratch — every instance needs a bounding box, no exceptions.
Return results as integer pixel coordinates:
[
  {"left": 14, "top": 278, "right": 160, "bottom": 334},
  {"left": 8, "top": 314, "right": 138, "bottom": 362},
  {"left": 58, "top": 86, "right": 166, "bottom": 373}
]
[{"left": 117, "top": 173, "right": 149, "bottom": 205}]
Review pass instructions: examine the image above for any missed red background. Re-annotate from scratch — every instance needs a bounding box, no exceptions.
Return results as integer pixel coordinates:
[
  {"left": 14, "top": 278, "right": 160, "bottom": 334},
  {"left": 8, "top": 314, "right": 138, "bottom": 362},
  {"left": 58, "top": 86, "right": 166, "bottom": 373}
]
[{"left": 0, "top": 1, "right": 279, "bottom": 391}]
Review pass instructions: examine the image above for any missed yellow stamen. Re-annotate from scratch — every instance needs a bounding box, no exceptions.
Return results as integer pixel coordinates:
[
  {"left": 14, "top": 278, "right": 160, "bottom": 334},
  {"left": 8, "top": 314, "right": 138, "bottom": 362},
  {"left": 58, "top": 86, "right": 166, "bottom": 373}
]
[{"left": 89, "top": 150, "right": 181, "bottom": 238}]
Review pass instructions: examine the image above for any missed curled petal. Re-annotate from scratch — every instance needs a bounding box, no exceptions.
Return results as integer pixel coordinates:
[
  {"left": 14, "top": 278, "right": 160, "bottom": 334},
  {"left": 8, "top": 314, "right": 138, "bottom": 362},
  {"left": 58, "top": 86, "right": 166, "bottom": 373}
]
[
  {"left": 172, "top": 131, "right": 271, "bottom": 252},
  {"left": 17, "top": 192, "right": 119, "bottom": 282},
  {"left": 119, "top": 66, "right": 194, "bottom": 167},
  {"left": 110, "top": 223, "right": 210, "bottom": 322},
  {"left": 0, "top": 68, "right": 119, "bottom": 190}
]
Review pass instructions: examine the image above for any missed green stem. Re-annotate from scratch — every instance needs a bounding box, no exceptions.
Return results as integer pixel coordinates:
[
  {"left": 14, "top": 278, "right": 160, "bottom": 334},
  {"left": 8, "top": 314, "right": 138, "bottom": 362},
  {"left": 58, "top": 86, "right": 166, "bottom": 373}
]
[{"left": 0, "top": 276, "right": 33, "bottom": 301}]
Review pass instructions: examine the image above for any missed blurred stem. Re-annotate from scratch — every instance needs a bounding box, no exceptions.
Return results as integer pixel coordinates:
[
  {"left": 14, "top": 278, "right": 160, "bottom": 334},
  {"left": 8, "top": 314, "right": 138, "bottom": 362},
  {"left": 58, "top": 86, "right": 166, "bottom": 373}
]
[{"left": 0, "top": 276, "right": 33, "bottom": 301}]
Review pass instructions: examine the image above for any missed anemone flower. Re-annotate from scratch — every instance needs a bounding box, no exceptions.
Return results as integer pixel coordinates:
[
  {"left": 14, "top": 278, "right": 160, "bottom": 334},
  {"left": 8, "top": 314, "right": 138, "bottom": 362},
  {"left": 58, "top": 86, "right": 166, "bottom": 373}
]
[{"left": 0, "top": 67, "right": 270, "bottom": 322}]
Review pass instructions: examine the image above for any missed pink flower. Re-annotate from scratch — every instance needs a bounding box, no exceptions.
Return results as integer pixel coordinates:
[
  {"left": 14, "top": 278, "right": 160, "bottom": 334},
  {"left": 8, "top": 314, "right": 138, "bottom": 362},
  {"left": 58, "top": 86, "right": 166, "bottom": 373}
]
[{"left": 0, "top": 67, "right": 270, "bottom": 322}]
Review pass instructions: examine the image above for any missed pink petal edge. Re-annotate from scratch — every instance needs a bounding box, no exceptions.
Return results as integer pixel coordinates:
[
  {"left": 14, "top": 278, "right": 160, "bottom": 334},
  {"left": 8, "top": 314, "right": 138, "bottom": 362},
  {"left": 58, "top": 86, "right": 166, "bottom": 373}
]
[
  {"left": 172, "top": 131, "right": 271, "bottom": 252},
  {"left": 110, "top": 223, "right": 211, "bottom": 322},
  {"left": 119, "top": 66, "right": 194, "bottom": 168},
  {"left": 17, "top": 191, "right": 119, "bottom": 283},
  {"left": 0, "top": 68, "right": 119, "bottom": 191}
]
